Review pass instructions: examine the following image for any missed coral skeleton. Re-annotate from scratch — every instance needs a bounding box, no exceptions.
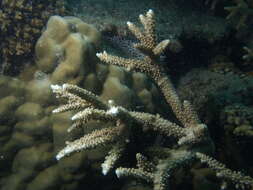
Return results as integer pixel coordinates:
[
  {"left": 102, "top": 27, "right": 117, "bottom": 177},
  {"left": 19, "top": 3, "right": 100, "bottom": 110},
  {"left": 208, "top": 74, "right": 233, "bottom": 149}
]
[
  {"left": 196, "top": 152, "right": 253, "bottom": 189},
  {"left": 224, "top": 0, "right": 253, "bottom": 29},
  {"left": 243, "top": 46, "right": 253, "bottom": 62},
  {"left": 51, "top": 10, "right": 253, "bottom": 190}
]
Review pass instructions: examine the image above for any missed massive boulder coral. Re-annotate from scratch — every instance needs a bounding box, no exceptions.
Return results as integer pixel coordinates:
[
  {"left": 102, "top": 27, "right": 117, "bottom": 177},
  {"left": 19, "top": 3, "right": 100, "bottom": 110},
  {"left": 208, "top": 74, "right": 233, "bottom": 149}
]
[{"left": 35, "top": 15, "right": 101, "bottom": 84}]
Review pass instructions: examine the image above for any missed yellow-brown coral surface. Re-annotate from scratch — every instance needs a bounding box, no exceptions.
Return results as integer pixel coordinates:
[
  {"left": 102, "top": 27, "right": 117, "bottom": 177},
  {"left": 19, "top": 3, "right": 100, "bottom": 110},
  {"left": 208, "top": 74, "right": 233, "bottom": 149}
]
[{"left": 0, "top": 0, "right": 65, "bottom": 74}]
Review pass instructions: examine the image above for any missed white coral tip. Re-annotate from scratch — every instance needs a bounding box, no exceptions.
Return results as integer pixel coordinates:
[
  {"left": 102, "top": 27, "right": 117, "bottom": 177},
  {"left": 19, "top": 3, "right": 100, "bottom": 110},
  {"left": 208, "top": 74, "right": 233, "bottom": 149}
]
[
  {"left": 101, "top": 163, "right": 110, "bottom": 175},
  {"left": 71, "top": 114, "right": 79, "bottom": 120},
  {"left": 56, "top": 146, "right": 72, "bottom": 160},
  {"left": 62, "top": 83, "right": 68, "bottom": 90},
  {"left": 148, "top": 9, "right": 154, "bottom": 15},
  {"left": 164, "top": 39, "right": 170, "bottom": 44},
  {"left": 126, "top": 21, "right": 132, "bottom": 26},
  {"left": 56, "top": 153, "right": 63, "bottom": 161},
  {"left": 96, "top": 52, "right": 102, "bottom": 57},
  {"left": 52, "top": 108, "right": 59, "bottom": 113},
  {"left": 96, "top": 51, "right": 107, "bottom": 58},
  {"left": 108, "top": 99, "right": 115, "bottom": 106},
  {"left": 50, "top": 84, "right": 62, "bottom": 91},
  {"left": 107, "top": 106, "right": 119, "bottom": 116},
  {"left": 115, "top": 169, "right": 123, "bottom": 178}
]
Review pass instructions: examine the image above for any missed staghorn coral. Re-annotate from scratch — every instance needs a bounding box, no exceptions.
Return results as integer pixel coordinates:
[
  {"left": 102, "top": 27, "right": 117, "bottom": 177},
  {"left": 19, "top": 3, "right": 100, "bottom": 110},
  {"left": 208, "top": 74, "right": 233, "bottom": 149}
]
[
  {"left": 51, "top": 10, "right": 253, "bottom": 190},
  {"left": 243, "top": 46, "right": 253, "bottom": 63},
  {"left": 196, "top": 152, "right": 253, "bottom": 189},
  {"left": 0, "top": 0, "right": 65, "bottom": 75},
  {"left": 219, "top": 104, "right": 253, "bottom": 169},
  {"left": 51, "top": 83, "right": 186, "bottom": 176},
  {"left": 224, "top": 0, "right": 253, "bottom": 29},
  {"left": 204, "top": 0, "right": 226, "bottom": 10}
]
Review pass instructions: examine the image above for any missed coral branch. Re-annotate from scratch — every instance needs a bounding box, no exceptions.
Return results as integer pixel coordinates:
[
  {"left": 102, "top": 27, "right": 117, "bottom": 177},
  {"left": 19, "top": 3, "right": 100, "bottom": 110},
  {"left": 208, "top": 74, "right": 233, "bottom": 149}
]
[
  {"left": 243, "top": 46, "right": 253, "bottom": 62},
  {"left": 96, "top": 9, "right": 201, "bottom": 132},
  {"left": 102, "top": 143, "right": 125, "bottom": 175},
  {"left": 196, "top": 152, "right": 253, "bottom": 189},
  {"left": 115, "top": 153, "right": 155, "bottom": 183},
  {"left": 56, "top": 127, "right": 120, "bottom": 160},
  {"left": 129, "top": 111, "right": 186, "bottom": 139}
]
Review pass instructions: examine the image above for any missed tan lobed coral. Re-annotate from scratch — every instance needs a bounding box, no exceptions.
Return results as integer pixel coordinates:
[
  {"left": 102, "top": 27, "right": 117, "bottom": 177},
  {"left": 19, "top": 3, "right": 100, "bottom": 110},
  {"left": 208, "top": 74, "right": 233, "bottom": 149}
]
[
  {"left": 0, "top": 0, "right": 65, "bottom": 74},
  {"left": 35, "top": 15, "right": 101, "bottom": 84}
]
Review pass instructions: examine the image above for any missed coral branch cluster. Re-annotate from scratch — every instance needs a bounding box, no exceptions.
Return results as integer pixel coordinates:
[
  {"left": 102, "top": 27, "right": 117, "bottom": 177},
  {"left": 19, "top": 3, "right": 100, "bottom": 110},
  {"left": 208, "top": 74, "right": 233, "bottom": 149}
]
[
  {"left": 224, "top": 0, "right": 253, "bottom": 29},
  {"left": 51, "top": 9, "right": 253, "bottom": 190}
]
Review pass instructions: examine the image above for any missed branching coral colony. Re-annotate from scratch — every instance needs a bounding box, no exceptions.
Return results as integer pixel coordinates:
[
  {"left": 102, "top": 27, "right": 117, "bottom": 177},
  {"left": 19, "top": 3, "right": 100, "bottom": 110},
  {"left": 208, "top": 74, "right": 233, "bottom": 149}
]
[{"left": 51, "top": 10, "right": 253, "bottom": 190}]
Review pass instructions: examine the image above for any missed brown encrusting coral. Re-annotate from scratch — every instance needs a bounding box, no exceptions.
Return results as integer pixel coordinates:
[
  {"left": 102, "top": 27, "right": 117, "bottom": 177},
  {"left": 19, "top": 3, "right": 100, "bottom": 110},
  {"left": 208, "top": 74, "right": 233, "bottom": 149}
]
[
  {"left": 0, "top": 0, "right": 65, "bottom": 74},
  {"left": 51, "top": 10, "right": 253, "bottom": 190}
]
